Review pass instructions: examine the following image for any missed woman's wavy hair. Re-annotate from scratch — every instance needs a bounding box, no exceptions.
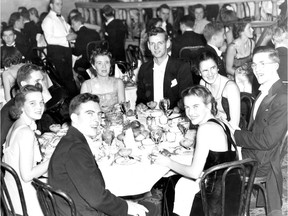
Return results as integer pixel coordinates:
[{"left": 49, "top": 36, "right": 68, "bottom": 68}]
[
  {"left": 232, "top": 17, "right": 253, "bottom": 39},
  {"left": 196, "top": 50, "right": 219, "bottom": 75},
  {"left": 182, "top": 85, "right": 218, "bottom": 116},
  {"left": 9, "top": 85, "right": 43, "bottom": 120},
  {"left": 2, "top": 47, "right": 23, "bottom": 68},
  {"left": 89, "top": 49, "right": 114, "bottom": 76}
]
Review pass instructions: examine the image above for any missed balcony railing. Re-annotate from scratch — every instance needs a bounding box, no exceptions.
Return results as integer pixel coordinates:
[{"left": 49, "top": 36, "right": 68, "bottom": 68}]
[{"left": 75, "top": 0, "right": 280, "bottom": 43}]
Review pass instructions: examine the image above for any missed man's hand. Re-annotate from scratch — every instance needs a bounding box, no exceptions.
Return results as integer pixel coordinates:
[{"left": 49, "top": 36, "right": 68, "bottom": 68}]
[
  {"left": 127, "top": 201, "right": 148, "bottom": 216},
  {"left": 66, "top": 32, "right": 77, "bottom": 41}
]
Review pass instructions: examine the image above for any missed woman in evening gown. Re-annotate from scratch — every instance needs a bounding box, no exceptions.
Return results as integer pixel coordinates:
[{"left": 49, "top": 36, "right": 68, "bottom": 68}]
[
  {"left": 2, "top": 85, "right": 50, "bottom": 216},
  {"left": 80, "top": 49, "right": 125, "bottom": 112},
  {"left": 153, "top": 85, "right": 239, "bottom": 216}
]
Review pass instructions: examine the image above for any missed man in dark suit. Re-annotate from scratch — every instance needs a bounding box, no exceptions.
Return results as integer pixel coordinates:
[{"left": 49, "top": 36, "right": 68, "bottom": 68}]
[
  {"left": 48, "top": 93, "right": 154, "bottom": 216},
  {"left": 136, "top": 27, "right": 193, "bottom": 109},
  {"left": 201, "top": 22, "right": 227, "bottom": 77},
  {"left": 8, "top": 12, "right": 32, "bottom": 61},
  {"left": 71, "top": 13, "right": 100, "bottom": 77},
  {"left": 229, "top": 46, "right": 287, "bottom": 216},
  {"left": 157, "top": 4, "right": 174, "bottom": 39},
  {"left": 171, "top": 15, "right": 206, "bottom": 58},
  {"left": 102, "top": 4, "right": 127, "bottom": 62}
]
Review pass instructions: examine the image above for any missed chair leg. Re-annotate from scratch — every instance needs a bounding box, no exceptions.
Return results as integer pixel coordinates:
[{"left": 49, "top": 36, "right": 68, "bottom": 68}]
[{"left": 253, "top": 183, "right": 268, "bottom": 216}]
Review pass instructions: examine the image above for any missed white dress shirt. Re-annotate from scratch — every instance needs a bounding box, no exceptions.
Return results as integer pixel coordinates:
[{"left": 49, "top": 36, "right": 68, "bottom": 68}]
[
  {"left": 41, "top": 10, "right": 70, "bottom": 47},
  {"left": 253, "top": 76, "right": 279, "bottom": 119},
  {"left": 153, "top": 55, "right": 169, "bottom": 104}
]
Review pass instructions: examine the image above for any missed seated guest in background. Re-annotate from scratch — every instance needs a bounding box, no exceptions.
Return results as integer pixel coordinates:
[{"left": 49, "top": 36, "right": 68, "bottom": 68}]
[
  {"left": 2, "top": 47, "right": 25, "bottom": 101},
  {"left": 71, "top": 14, "right": 100, "bottom": 74},
  {"left": 28, "top": 7, "right": 47, "bottom": 49},
  {"left": 80, "top": 49, "right": 125, "bottom": 113},
  {"left": 201, "top": 22, "right": 227, "bottom": 77},
  {"left": 102, "top": 4, "right": 127, "bottom": 62},
  {"left": 198, "top": 51, "right": 240, "bottom": 128},
  {"left": 140, "top": 17, "right": 162, "bottom": 62},
  {"left": 1, "top": 63, "right": 52, "bottom": 146},
  {"left": 190, "top": 4, "right": 210, "bottom": 34},
  {"left": 228, "top": 46, "right": 287, "bottom": 216},
  {"left": 153, "top": 85, "right": 239, "bottom": 216},
  {"left": 8, "top": 12, "right": 31, "bottom": 61},
  {"left": 1, "top": 26, "right": 22, "bottom": 68},
  {"left": 48, "top": 93, "right": 153, "bottom": 216},
  {"left": 171, "top": 15, "right": 206, "bottom": 58},
  {"left": 68, "top": 9, "right": 101, "bottom": 33},
  {"left": 2, "top": 85, "right": 50, "bottom": 216},
  {"left": 157, "top": 4, "right": 174, "bottom": 39},
  {"left": 272, "top": 24, "right": 287, "bottom": 84},
  {"left": 136, "top": 27, "right": 193, "bottom": 110},
  {"left": 226, "top": 19, "right": 255, "bottom": 93}
]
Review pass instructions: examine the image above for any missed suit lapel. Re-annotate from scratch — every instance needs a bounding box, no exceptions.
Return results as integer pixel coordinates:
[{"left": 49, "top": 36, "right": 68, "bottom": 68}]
[
  {"left": 248, "top": 92, "right": 262, "bottom": 130},
  {"left": 163, "top": 57, "right": 171, "bottom": 98}
]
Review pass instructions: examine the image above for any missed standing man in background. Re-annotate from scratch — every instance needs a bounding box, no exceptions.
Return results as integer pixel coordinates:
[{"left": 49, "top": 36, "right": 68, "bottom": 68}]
[
  {"left": 102, "top": 4, "right": 127, "bottom": 62},
  {"left": 42, "top": 0, "right": 79, "bottom": 97}
]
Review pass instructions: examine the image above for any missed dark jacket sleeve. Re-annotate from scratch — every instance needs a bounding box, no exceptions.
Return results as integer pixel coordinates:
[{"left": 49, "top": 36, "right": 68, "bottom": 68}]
[
  {"left": 234, "top": 92, "right": 287, "bottom": 150},
  {"left": 136, "top": 62, "right": 152, "bottom": 105},
  {"left": 65, "top": 142, "right": 128, "bottom": 216},
  {"left": 176, "top": 60, "right": 193, "bottom": 98}
]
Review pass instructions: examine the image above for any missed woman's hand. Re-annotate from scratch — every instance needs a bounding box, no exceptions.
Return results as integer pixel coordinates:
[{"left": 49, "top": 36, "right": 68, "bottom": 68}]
[{"left": 152, "top": 153, "right": 171, "bottom": 167}]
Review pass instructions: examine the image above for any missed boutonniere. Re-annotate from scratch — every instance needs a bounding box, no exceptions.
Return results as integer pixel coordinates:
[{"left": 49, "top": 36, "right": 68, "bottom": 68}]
[{"left": 171, "top": 79, "right": 178, "bottom": 87}]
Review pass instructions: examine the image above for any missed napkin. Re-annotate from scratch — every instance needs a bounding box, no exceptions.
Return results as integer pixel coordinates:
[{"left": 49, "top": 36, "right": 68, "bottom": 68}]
[{"left": 123, "top": 128, "right": 136, "bottom": 149}]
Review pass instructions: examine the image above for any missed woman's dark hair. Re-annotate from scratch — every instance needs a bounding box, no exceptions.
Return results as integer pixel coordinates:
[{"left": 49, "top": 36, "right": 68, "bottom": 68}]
[
  {"left": 182, "top": 85, "right": 217, "bottom": 116},
  {"left": 2, "top": 47, "right": 23, "bottom": 68},
  {"left": 89, "top": 49, "right": 113, "bottom": 76},
  {"left": 189, "top": 4, "right": 207, "bottom": 18},
  {"left": 196, "top": 50, "right": 219, "bottom": 75},
  {"left": 9, "top": 85, "right": 43, "bottom": 120},
  {"left": 232, "top": 18, "right": 253, "bottom": 39},
  {"left": 146, "top": 18, "right": 162, "bottom": 33},
  {"left": 8, "top": 12, "right": 22, "bottom": 27}
]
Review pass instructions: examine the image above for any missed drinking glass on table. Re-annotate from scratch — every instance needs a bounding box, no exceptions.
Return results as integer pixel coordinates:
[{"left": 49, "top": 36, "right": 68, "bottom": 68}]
[
  {"left": 102, "top": 129, "right": 115, "bottom": 146},
  {"left": 150, "top": 128, "right": 163, "bottom": 145}
]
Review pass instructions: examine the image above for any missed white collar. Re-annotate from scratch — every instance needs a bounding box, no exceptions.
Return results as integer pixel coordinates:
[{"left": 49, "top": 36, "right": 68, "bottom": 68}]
[
  {"left": 258, "top": 76, "right": 280, "bottom": 93},
  {"left": 208, "top": 43, "right": 222, "bottom": 57},
  {"left": 105, "top": 17, "right": 114, "bottom": 26},
  {"left": 154, "top": 54, "right": 169, "bottom": 66}
]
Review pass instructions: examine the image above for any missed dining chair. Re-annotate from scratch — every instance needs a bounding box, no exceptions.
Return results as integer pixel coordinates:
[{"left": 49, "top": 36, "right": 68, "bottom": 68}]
[
  {"left": 179, "top": 45, "right": 204, "bottom": 60},
  {"left": 126, "top": 44, "right": 144, "bottom": 70},
  {"left": 248, "top": 130, "right": 288, "bottom": 216},
  {"left": 32, "top": 178, "right": 77, "bottom": 216},
  {"left": 239, "top": 92, "right": 255, "bottom": 130},
  {"left": 200, "top": 158, "right": 258, "bottom": 216},
  {"left": 86, "top": 40, "right": 109, "bottom": 61},
  {"left": 1, "top": 162, "right": 29, "bottom": 216}
]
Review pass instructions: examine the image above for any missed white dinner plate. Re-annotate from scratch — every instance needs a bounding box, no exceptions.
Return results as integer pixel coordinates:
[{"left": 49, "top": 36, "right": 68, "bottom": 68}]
[{"left": 115, "top": 157, "right": 138, "bottom": 165}]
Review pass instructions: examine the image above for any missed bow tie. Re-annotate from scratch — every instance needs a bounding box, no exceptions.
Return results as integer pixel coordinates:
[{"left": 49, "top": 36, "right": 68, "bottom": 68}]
[{"left": 56, "top": 14, "right": 62, "bottom": 17}]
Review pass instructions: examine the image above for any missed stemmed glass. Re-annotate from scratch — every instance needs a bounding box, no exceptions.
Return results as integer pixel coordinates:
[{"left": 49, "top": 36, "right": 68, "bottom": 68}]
[
  {"left": 102, "top": 129, "right": 115, "bottom": 146},
  {"left": 159, "top": 98, "right": 172, "bottom": 116},
  {"left": 120, "top": 101, "right": 130, "bottom": 115},
  {"left": 177, "top": 120, "right": 190, "bottom": 136},
  {"left": 150, "top": 128, "right": 163, "bottom": 145}
]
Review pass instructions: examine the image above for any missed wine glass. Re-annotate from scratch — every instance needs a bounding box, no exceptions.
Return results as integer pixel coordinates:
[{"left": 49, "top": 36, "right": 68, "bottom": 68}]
[
  {"left": 177, "top": 120, "right": 190, "bottom": 136},
  {"left": 150, "top": 128, "right": 163, "bottom": 145},
  {"left": 147, "top": 101, "right": 157, "bottom": 110},
  {"left": 159, "top": 98, "right": 170, "bottom": 116},
  {"left": 102, "top": 129, "right": 115, "bottom": 146},
  {"left": 120, "top": 101, "right": 130, "bottom": 115}
]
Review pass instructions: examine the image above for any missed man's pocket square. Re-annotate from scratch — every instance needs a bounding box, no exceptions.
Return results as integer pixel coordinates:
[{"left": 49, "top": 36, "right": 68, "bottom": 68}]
[{"left": 171, "top": 79, "right": 178, "bottom": 87}]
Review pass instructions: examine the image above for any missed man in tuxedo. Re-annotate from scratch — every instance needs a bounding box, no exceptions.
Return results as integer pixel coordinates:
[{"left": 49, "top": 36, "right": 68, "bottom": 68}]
[
  {"left": 102, "top": 4, "right": 127, "bottom": 62},
  {"left": 136, "top": 27, "right": 193, "bottom": 109},
  {"left": 229, "top": 46, "right": 287, "bottom": 216},
  {"left": 48, "top": 93, "right": 154, "bottom": 216},
  {"left": 201, "top": 22, "right": 227, "bottom": 77},
  {"left": 71, "top": 13, "right": 100, "bottom": 78},
  {"left": 42, "top": 0, "right": 78, "bottom": 97},
  {"left": 171, "top": 15, "right": 206, "bottom": 58}
]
